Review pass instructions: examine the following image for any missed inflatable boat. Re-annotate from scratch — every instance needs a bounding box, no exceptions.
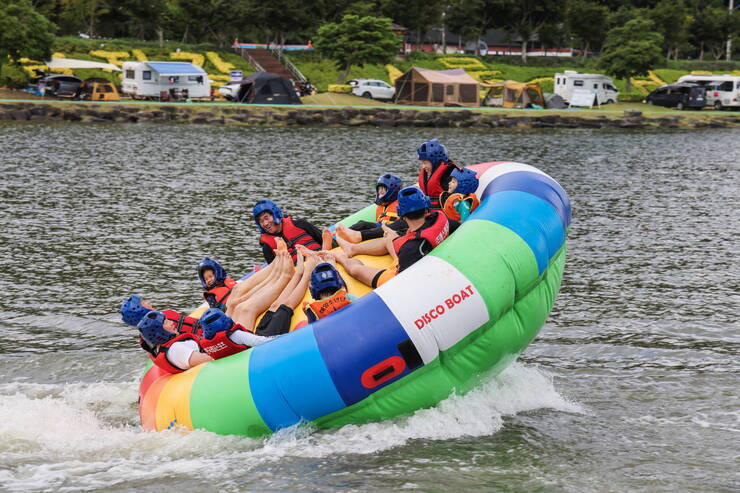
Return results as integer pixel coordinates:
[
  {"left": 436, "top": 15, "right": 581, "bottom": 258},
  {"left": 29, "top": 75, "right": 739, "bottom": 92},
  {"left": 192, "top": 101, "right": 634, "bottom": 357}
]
[{"left": 138, "top": 161, "right": 571, "bottom": 436}]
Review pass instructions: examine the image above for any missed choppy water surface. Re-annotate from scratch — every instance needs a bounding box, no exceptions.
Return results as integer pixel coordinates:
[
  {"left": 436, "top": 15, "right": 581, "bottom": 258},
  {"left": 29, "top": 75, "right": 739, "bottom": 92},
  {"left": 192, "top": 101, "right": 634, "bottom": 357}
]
[{"left": 0, "top": 123, "right": 738, "bottom": 492}]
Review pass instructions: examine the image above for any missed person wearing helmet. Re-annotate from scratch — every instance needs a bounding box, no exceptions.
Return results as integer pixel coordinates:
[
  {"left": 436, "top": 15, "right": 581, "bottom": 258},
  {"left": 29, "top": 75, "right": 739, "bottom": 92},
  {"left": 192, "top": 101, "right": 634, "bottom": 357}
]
[
  {"left": 198, "top": 257, "right": 238, "bottom": 312},
  {"left": 137, "top": 310, "right": 214, "bottom": 374},
  {"left": 197, "top": 308, "right": 276, "bottom": 360},
  {"left": 417, "top": 138, "right": 456, "bottom": 209},
  {"left": 303, "top": 260, "right": 358, "bottom": 323},
  {"left": 336, "top": 173, "right": 408, "bottom": 244},
  {"left": 119, "top": 295, "right": 203, "bottom": 354},
  {"left": 252, "top": 199, "right": 329, "bottom": 264},
  {"left": 334, "top": 187, "right": 459, "bottom": 288},
  {"left": 441, "top": 167, "right": 481, "bottom": 222}
]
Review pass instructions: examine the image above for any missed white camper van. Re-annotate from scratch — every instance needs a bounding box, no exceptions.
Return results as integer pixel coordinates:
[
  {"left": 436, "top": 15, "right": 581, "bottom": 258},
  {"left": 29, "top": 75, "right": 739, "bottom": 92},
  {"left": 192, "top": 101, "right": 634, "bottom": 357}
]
[
  {"left": 554, "top": 71, "right": 619, "bottom": 105},
  {"left": 121, "top": 61, "right": 210, "bottom": 100},
  {"left": 676, "top": 74, "right": 740, "bottom": 110}
]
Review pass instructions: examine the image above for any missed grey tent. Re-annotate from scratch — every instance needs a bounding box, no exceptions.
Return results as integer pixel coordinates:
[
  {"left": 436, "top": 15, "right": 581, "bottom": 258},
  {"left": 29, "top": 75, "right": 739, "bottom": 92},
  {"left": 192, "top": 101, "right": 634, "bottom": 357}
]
[
  {"left": 544, "top": 93, "right": 567, "bottom": 109},
  {"left": 236, "top": 72, "right": 301, "bottom": 104}
]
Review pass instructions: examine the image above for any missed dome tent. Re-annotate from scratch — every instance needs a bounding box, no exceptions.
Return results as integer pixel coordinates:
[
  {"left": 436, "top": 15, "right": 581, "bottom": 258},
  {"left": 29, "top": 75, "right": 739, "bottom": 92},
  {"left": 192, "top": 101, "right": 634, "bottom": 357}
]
[{"left": 236, "top": 72, "right": 301, "bottom": 104}]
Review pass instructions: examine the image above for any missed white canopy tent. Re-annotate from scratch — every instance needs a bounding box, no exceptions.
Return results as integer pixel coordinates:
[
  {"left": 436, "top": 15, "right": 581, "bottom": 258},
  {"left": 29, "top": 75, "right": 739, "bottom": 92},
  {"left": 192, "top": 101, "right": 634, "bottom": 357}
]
[{"left": 45, "top": 57, "right": 121, "bottom": 72}]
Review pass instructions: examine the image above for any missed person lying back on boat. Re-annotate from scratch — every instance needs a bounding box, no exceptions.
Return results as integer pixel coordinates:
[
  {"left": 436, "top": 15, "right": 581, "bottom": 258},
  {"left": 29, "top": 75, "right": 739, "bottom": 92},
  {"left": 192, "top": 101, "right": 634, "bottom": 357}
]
[
  {"left": 440, "top": 167, "right": 480, "bottom": 222},
  {"left": 335, "top": 173, "right": 408, "bottom": 244},
  {"left": 417, "top": 138, "right": 456, "bottom": 210},
  {"left": 334, "top": 187, "right": 459, "bottom": 288},
  {"left": 120, "top": 294, "right": 203, "bottom": 354},
  {"left": 303, "top": 259, "right": 358, "bottom": 322},
  {"left": 252, "top": 199, "right": 332, "bottom": 264},
  {"left": 198, "top": 257, "right": 237, "bottom": 312}
]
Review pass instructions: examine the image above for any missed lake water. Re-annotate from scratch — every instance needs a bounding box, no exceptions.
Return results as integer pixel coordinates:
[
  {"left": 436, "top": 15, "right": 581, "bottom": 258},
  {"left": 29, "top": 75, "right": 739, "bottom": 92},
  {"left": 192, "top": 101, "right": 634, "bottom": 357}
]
[{"left": 0, "top": 123, "right": 738, "bottom": 492}]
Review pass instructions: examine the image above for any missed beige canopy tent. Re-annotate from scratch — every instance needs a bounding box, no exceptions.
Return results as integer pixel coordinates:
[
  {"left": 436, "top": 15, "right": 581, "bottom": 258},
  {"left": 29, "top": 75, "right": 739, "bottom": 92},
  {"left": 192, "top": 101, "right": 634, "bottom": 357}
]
[
  {"left": 394, "top": 67, "right": 480, "bottom": 107},
  {"left": 45, "top": 57, "right": 121, "bottom": 72},
  {"left": 481, "top": 80, "right": 544, "bottom": 108}
]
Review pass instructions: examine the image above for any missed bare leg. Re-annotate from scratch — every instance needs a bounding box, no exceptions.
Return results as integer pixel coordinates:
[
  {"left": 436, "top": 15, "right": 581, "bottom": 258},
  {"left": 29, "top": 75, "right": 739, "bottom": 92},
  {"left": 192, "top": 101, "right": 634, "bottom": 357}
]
[
  {"left": 226, "top": 253, "right": 288, "bottom": 315},
  {"left": 270, "top": 253, "right": 318, "bottom": 311},
  {"left": 337, "top": 235, "right": 389, "bottom": 257},
  {"left": 322, "top": 228, "right": 333, "bottom": 251},
  {"left": 334, "top": 251, "right": 382, "bottom": 288},
  {"left": 228, "top": 261, "right": 274, "bottom": 300},
  {"left": 231, "top": 251, "right": 293, "bottom": 329},
  {"left": 336, "top": 224, "right": 362, "bottom": 243}
]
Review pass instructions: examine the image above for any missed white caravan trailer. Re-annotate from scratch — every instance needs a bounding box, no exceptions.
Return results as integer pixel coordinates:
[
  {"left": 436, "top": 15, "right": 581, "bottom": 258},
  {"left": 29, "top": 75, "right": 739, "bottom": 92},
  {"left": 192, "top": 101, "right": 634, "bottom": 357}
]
[
  {"left": 121, "top": 61, "right": 210, "bottom": 100},
  {"left": 676, "top": 74, "right": 740, "bottom": 109},
  {"left": 554, "top": 71, "right": 619, "bottom": 105}
]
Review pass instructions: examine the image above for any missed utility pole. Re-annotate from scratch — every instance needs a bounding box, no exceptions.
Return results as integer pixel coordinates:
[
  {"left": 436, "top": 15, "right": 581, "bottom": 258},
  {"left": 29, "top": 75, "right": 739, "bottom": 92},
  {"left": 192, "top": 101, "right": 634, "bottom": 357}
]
[{"left": 728, "top": 0, "right": 734, "bottom": 61}]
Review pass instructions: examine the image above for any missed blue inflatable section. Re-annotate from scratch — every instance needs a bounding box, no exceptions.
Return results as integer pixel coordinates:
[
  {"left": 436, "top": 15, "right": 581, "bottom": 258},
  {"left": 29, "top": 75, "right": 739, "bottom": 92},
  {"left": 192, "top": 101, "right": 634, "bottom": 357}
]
[
  {"left": 249, "top": 326, "right": 346, "bottom": 431},
  {"left": 471, "top": 191, "right": 565, "bottom": 274},
  {"left": 313, "top": 292, "right": 415, "bottom": 406},
  {"left": 481, "top": 171, "right": 572, "bottom": 230}
]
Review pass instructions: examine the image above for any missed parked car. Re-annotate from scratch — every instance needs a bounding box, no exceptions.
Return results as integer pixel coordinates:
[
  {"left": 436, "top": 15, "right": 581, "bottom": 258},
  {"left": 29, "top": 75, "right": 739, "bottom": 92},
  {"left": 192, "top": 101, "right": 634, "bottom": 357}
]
[
  {"left": 42, "top": 75, "right": 82, "bottom": 98},
  {"left": 348, "top": 79, "right": 395, "bottom": 101},
  {"left": 645, "top": 83, "right": 706, "bottom": 110},
  {"left": 218, "top": 83, "right": 241, "bottom": 100}
]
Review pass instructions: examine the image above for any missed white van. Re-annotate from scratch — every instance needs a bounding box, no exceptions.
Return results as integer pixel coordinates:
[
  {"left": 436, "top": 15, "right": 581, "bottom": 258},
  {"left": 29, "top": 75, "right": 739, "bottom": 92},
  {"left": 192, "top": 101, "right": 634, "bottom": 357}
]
[
  {"left": 676, "top": 74, "right": 740, "bottom": 109},
  {"left": 121, "top": 61, "right": 211, "bottom": 100},
  {"left": 554, "top": 71, "right": 619, "bottom": 105}
]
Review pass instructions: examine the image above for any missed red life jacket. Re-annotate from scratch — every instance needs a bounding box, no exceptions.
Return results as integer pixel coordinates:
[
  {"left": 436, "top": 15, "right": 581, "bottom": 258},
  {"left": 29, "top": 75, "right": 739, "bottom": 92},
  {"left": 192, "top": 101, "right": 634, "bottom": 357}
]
[
  {"left": 418, "top": 163, "right": 453, "bottom": 209},
  {"left": 199, "top": 323, "right": 250, "bottom": 360},
  {"left": 161, "top": 309, "right": 202, "bottom": 336},
  {"left": 260, "top": 216, "right": 321, "bottom": 262},
  {"left": 203, "top": 278, "right": 237, "bottom": 310},
  {"left": 303, "top": 289, "right": 352, "bottom": 322},
  {"left": 392, "top": 210, "right": 450, "bottom": 257},
  {"left": 151, "top": 332, "right": 203, "bottom": 374},
  {"left": 376, "top": 201, "right": 399, "bottom": 224},
  {"left": 441, "top": 193, "right": 480, "bottom": 222}
]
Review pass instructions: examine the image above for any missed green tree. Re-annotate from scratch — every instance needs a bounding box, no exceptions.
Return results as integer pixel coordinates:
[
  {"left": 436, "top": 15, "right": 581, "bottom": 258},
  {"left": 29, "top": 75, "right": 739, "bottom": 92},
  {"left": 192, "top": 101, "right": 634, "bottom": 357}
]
[
  {"left": 599, "top": 18, "right": 663, "bottom": 92},
  {"left": 0, "top": 0, "right": 56, "bottom": 86},
  {"left": 60, "top": 0, "right": 111, "bottom": 38},
  {"left": 250, "top": 0, "right": 315, "bottom": 46},
  {"left": 381, "top": 0, "right": 444, "bottom": 51},
  {"left": 648, "top": 0, "right": 690, "bottom": 60},
  {"left": 496, "top": 0, "right": 563, "bottom": 63},
  {"left": 446, "top": 0, "right": 504, "bottom": 56},
  {"left": 565, "top": 0, "right": 609, "bottom": 57},
  {"left": 315, "top": 15, "right": 400, "bottom": 82}
]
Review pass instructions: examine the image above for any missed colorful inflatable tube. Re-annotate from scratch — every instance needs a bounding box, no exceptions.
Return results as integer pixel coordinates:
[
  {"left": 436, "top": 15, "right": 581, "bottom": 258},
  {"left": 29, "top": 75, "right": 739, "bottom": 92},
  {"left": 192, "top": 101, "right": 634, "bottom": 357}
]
[{"left": 138, "top": 161, "right": 571, "bottom": 436}]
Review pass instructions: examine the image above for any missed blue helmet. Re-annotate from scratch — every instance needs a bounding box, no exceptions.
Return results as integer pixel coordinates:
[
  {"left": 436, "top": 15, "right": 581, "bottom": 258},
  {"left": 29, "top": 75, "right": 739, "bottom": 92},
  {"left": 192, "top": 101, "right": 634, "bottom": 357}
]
[
  {"left": 119, "top": 294, "right": 149, "bottom": 326},
  {"left": 397, "top": 186, "right": 432, "bottom": 217},
  {"left": 417, "top": 139, "right": 449, "bottom": 169},
  {"left": 451, "top": 168, "right": 479, "bottom": 195},
  {"left": 252, "top": 200, "right": 283, "bottom": 233},
  {"left": 137, "top": 311, "right": 174, "bottom": 347},
  {"left": 198, "top": 257, "right": 227, "bottom": 289},
  {"left": 375, "top": 173, "right": 403, "bottom": 205},
  {"left": 309, "top": 262, "right": 347, "bottom": 299},
  {"left": 200, "top": 308, "right": 234, "bottom": 339}
]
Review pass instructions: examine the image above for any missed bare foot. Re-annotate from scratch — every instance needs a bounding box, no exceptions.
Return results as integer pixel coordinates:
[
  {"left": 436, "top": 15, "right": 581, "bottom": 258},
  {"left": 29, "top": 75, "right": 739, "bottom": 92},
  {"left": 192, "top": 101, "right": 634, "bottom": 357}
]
[
  {"left": 336, "top": 224, "right": 362, "bottom": 243},
  {"left": 275, "top": 237, "right": 288, "bottom": 251},
  {"left": 318, "top": 250, "right": 337, "bottom": 266},
  {"left": 381, "top": 224, "right": 399, "bottom": 240},
  {"left": 335, "top": 235, "right": 357, "bottom": 258},
  {"left": 321, "top": 227, "right": 333, "bottom": 250}
]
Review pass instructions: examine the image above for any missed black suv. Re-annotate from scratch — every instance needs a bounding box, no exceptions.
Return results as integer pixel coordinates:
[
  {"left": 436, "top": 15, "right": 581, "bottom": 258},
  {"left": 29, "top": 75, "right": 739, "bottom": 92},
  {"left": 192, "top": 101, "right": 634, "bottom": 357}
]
[{"left": 646, "top": 83, "right": 706, "bottom": 110}]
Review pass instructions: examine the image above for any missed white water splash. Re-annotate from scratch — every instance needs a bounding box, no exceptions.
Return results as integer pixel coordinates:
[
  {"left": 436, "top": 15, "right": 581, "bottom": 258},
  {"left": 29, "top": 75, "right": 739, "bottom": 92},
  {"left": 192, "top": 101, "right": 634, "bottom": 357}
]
[{"left": 0, "top": 363, "right": 582, "bottom": 491}]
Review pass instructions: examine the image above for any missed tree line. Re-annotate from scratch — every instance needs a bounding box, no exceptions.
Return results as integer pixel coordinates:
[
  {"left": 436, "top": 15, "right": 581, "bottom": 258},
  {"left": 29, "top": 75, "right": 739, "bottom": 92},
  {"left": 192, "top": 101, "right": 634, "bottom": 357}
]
[{"left": 17, "top": 0, "right": 739, "bottom": 61}]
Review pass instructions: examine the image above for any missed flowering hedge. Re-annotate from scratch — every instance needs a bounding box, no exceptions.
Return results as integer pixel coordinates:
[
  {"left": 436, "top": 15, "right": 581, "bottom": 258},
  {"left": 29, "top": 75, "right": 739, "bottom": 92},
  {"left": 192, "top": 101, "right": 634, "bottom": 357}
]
[
  {"left": 90, "top": 50, "right": 129, "bottom": 67},
  {"left": 170, "top": 51, "right": 205, "bottom": 67},
  {"left": 206, "top": 52, "right": 234, "bottom": 73},
  {"left": 328, "top": 84, "right": 352, "bottom": 94},
  {"left": 439, "top": 57, "right": 486, "bottom": 70},
  {"left": 469, "top": 70, "right": 502, "bottom": 82},
  {"left": 132, "top": 49, "right": 147, "bottom": 62}
]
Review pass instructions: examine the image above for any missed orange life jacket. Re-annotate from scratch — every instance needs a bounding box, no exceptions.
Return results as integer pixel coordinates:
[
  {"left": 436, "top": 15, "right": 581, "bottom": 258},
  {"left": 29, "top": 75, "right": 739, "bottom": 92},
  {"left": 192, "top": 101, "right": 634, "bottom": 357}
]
[
  {"left": 203, "top": 278, "right": 237, "bottom": 310},
  {"left": 151, "top": 332, "right": 203, "bottom": 374},
  {"left": 392, "top": 210, "right": 450, "bottom": 257},
  {"left": 418, "top": 163, "right": 453, "bottom": 209},
  {"left": 376, "top": 201, "right": 399, "bottom": 224},
  {"left": 260, "top": 216, "right": 321, "bottom": 262},
  {"left": 303, "top": 289, "right": 352, "bottom": 322},
  {"left": 442, "top": 193, "right": 480, "bottom": 222}
]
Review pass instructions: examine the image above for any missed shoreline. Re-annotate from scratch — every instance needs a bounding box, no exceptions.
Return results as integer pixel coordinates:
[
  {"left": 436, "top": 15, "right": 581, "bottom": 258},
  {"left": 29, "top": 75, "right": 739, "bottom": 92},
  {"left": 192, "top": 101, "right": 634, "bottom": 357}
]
[{"left": 1, "top": 100, "right": 739, "bottom": 130}]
